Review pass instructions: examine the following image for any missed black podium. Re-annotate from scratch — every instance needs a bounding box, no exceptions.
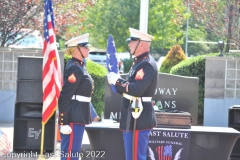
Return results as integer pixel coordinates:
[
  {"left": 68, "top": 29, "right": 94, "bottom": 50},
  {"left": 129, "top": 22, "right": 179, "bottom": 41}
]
[
  {"left": 86, "top": 123, "right": 240, "bottom": 160},
  {"left": 13, "top": 56, "right": 55, "bottom": 153}
]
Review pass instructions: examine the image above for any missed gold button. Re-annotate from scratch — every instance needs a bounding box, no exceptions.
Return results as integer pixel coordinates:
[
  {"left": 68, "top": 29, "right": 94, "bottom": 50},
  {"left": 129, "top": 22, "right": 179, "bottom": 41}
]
[
  {"left": 61, "top": 114, "right": 63, "bottom": 116},
  {"left": 61, "top": 123, "right": 63, "bottom": 125},
  {"left": 61, "top": 118, "right": 63, "bottom": 120}
]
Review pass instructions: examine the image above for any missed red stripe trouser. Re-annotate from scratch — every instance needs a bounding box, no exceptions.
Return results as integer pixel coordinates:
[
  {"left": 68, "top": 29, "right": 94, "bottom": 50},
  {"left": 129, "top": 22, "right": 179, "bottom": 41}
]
[
  {"left": 123, "top": 129, "right": 151, "bottom": 160},
  {"left": 60, "top": 123, "right": 85, "bottom": 160}
]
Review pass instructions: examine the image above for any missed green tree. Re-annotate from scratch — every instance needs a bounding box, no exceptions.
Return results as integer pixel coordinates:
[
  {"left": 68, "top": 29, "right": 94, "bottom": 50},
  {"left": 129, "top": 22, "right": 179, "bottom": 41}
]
[
  {"left": 187, "top": 26, "right": 212, "bottom": 56},
  {"left": 0, "top": 0, "right": 96, "bottom": 47},
  {"left": 71, "top": 0, "right": 188, "bottom": 54},
  {"left": 149, "top": 0, "right": 188, "bottom": 53},
  {"left": 78, "top": 0, "right": 140, "bottom": 51},
  {"left": 188, "top": 0, "right": 240, "bottom": 52},
  {"left": 182, "top": 13, "right": 223, "bottom": 57}
]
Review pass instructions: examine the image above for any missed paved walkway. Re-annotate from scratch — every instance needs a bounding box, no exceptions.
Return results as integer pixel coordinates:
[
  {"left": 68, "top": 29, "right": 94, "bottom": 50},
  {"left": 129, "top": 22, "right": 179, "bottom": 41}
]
[{"left": 0, "top": 122, "right": 91, "bottom": 160}]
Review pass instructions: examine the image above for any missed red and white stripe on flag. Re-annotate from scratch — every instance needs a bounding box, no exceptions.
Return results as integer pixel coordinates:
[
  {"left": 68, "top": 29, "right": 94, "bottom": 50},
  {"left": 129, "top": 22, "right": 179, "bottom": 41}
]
[
  {"left": 156, "top": 145, "right": 172, "bottom": 160},
  {"left": 42, "top": 0, "right": 62, "bottom": 124},
  {"left": 0, "top": 130, "right": 11, "bottom": 156}
]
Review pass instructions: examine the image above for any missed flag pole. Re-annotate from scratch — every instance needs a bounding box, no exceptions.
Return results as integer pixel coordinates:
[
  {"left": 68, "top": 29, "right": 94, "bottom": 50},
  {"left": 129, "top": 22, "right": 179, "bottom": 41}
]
[
  {"left": 38, "top": 123, "right": 46, "bottom": 160},
  {"left": 40, "top": 0, "right": 63, "bottom": 159}
]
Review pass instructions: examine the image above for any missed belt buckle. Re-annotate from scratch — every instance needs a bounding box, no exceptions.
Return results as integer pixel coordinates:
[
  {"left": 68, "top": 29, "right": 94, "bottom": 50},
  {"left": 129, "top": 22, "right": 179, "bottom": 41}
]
[
  {"left": 73, "top": 95, "right": 76, "bottom": 100},
  {"left": 131, "top": 97, "right": 143, "bottom": 119}
]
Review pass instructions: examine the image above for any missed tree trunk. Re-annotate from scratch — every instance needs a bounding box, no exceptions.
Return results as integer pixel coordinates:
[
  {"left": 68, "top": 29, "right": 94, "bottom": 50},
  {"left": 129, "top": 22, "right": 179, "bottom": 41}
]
[{"left": 226, "top": 4, "right": 233, "bottom": 53}]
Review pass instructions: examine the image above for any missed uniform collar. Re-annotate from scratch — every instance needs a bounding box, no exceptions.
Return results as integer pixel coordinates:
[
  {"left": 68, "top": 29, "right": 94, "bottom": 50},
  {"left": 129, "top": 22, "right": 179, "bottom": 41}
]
[
  {"left": 134, "top": 52, "right": 149, "bottom": 62},
  {"left": 72, "top": 57, "right": 84, "bottom": 65}
]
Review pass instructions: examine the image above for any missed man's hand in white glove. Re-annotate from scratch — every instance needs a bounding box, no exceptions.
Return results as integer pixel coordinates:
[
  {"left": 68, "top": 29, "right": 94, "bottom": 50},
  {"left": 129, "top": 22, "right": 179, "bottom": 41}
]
[
  {"left": 107, "top": 72, "right": 120, "bottom": 85},
  {"left": 60, "top": 125, "right": 72, "bottom": 134}
]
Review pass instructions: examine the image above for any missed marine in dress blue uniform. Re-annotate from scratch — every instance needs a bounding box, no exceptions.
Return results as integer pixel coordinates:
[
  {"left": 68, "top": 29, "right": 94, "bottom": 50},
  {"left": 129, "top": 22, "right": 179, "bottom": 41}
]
[
  {"left": 107, "top": 28, "right": 158, "bottom": 160},
  {"left": 58, "top": 33, "right": 93, "bottom": 160}
]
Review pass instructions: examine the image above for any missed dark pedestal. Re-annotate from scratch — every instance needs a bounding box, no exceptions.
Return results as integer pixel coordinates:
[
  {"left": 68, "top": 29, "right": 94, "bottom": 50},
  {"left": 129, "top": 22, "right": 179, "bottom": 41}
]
[
  {"left": 86, "top": 128, "right": 124, "bottom": 160},
  {"left": 86, "top": 123, "right": 240, "bottom": 160}
]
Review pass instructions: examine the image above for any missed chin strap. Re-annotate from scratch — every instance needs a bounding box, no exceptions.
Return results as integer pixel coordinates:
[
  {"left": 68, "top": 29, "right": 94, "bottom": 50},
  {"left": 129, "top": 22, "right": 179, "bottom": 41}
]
[
  {"left": 132, "top": 40, "right": 141, "bottom": 55},
  {"left": 77, "top": 46, "right": 85, "bottom": 58}
]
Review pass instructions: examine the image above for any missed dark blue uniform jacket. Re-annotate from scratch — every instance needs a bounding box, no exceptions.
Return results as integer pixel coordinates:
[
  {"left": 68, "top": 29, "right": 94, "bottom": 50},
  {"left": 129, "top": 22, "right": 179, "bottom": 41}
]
[
  {"left": 115, "top": 52, "right": 158, "bottom": 131},
  {"left": 58, "top": 57, "right": 93, "bottom": 125}
]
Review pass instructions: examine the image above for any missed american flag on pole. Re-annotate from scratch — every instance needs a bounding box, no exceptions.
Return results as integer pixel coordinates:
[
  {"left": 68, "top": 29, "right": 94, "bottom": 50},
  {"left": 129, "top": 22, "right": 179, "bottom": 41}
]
[
  {"left": 106, "top": 34, "right": 118, "bottom": 93},
  {"left": 156, "top": 145, "right": 172, "bottom": 160},
  {"left": 42, "top": 0, "right": 62, "bottom": 124}
]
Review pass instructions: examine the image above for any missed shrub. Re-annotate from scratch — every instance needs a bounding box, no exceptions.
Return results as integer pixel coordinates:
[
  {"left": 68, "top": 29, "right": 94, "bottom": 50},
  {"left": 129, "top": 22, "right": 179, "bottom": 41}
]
[
  {"left": 160, "top": 45, "right": 187, "bottom": 73},
  {"left": 86, "top": 59, "right": 107, "bottom": 116}
]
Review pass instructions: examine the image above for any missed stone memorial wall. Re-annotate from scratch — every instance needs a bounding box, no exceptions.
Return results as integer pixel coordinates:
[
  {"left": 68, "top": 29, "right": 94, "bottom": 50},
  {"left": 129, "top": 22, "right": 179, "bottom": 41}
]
[{"left": 104, "top": 73, "right": 199, "bottom": 125}]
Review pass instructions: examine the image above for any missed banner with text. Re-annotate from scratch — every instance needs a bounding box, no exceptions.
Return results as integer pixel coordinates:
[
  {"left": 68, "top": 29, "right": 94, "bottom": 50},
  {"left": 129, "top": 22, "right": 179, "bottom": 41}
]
[{"left": 147, "top": 129, "right": 191, "bottom": 160}]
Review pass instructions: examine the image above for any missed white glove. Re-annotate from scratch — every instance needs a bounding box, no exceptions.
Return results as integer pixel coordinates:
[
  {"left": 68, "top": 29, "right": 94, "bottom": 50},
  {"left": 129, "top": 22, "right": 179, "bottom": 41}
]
[
  {"left": 60, "top": 125, "right": 72, "bottom": 134},
  {"left": 107, "top": 72, "right": 120, "bottom": 85}
]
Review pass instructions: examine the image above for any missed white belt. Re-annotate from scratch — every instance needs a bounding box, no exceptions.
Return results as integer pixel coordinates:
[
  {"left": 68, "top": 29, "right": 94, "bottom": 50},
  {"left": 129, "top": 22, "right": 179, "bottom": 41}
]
[
  {"left": 123, "top": 93, "right": 152, "bottom": 102},
  {"left": 72, "top": 95, "right": 91, "bottom": 102}
]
